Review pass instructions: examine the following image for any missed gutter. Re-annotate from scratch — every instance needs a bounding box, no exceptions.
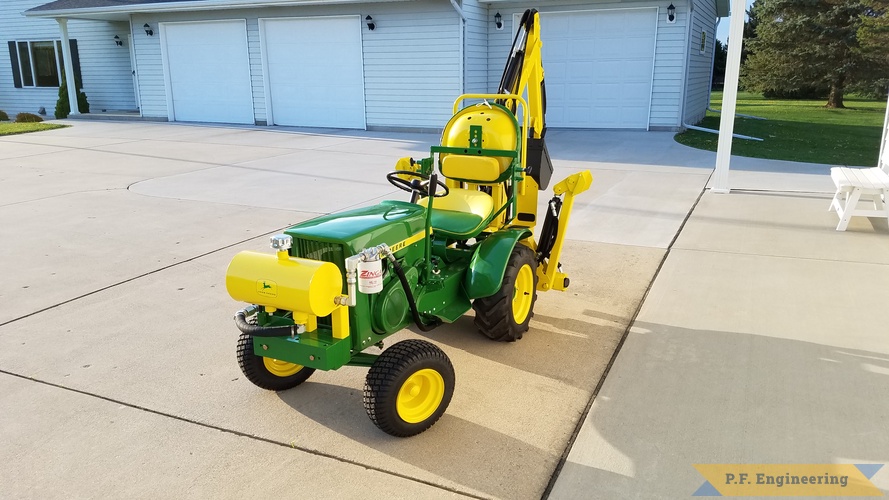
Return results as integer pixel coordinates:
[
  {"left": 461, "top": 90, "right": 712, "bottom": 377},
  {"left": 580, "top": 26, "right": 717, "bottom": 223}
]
[{"left": 25, "top": 0, "right": 414, "bottom": 18}]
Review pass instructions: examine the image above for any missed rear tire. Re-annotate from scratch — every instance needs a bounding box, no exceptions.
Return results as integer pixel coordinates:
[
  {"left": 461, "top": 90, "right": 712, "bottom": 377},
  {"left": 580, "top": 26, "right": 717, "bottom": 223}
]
[
  {"left": 237, "top": 332, "right": 315, "bottom": 391},
  {"left": 364, "top": 339, "right": 455, "bottom": 437},
  {"left": 472, "top": 244, "right": 539, "bottom": 341}
]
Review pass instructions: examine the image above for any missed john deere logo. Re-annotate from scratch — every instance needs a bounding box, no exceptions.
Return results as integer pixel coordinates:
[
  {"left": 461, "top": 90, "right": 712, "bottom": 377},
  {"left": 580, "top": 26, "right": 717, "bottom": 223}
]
[{"left": 256, "top": 279, "right": 278, "bottom": 297}]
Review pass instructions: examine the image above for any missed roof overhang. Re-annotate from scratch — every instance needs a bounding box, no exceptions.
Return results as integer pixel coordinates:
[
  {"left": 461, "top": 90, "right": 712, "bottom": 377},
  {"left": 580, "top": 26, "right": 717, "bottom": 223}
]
[{"left": 26, "top": 0, "right": 414, "bottom": 22}]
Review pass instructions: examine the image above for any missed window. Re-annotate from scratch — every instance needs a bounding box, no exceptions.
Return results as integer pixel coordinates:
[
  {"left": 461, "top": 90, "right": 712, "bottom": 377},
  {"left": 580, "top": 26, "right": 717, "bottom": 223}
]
[
  {"left": 7, "top": 40, "right": 80, "bottom": 89},
  {"left": 700, "top": 30, "right": 707, "bottom": 54}
]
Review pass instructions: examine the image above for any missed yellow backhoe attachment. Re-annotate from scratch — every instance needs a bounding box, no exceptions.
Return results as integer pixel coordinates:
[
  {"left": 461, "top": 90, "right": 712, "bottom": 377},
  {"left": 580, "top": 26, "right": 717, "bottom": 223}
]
[{"left": 537, "top": 170, "right": 593, "bottom": 291}]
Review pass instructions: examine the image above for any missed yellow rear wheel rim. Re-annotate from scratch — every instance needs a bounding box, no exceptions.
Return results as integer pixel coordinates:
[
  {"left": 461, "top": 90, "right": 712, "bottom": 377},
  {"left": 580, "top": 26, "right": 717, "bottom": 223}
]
[
  {"left": 263, "top": 357, "right": 304, "bottom": 377},
  {"left": 396, "top": 369, "right": 445, "bottom": 424},
  {"left": 512, "top": 263, "right": 534, "bottom": 324}
]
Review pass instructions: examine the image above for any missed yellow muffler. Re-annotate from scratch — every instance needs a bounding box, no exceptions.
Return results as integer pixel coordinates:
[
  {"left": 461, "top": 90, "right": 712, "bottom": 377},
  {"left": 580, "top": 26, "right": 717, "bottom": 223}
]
[{"left": 225, "top": 251, "right": 343, "bottom": 317}]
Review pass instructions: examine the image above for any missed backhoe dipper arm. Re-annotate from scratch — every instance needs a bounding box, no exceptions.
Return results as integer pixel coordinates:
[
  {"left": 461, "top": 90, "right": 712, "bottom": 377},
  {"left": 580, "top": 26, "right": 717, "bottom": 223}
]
[
  {"left": 498, "top": 9, "right": 545, "bottom": 141},
  {"left": 537, "top": 171, "right": 593, "bottom": 292}
]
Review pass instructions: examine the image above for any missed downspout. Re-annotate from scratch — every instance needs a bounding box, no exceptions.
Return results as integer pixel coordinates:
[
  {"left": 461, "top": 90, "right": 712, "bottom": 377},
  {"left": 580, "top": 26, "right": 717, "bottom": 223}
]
[
  {"left": 449, "top": 0, "right": 466, "bottom": 21},
  {"left": 677, "top": 0, "right": 694, "bottom": 130},
  {"left": 450, "top": 0, "right": 466, "bottom": 94},
  {"left": 56, "top": 18, "right": 80, "bottom": 115},
  {"left": 682, "top": 11, "right": 762, "bottom": 141}
]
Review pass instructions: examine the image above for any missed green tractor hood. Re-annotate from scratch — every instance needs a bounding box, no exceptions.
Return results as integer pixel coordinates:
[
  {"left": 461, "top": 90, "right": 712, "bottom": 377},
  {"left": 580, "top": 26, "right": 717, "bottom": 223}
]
[{"left": 285, "top": 200, "right": 426, "bottom": 257}]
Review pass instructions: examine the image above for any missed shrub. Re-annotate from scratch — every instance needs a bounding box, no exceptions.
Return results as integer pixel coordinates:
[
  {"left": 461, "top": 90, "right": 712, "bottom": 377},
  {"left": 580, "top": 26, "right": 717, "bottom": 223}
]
[
  {"left": 0, "top": 110, "right": 8, "bottom": 121},
  {"left": 55, "top": 78, "right": 90, "bottom": 119},
  {"left": 15, "top": 112, "right": 43, "bottom": 123}
]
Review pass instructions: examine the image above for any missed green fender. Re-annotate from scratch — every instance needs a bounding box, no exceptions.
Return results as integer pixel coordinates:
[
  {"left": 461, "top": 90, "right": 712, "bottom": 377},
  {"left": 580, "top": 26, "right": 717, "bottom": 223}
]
[{"left": 464, "top": 228, "right": 532, "bottom": 299}]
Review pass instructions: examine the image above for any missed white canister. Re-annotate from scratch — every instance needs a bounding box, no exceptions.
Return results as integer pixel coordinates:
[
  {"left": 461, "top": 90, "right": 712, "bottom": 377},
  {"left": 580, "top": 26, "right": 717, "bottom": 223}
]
[{"left": 357, "top": 258, "right": 384, "bottom": 294}]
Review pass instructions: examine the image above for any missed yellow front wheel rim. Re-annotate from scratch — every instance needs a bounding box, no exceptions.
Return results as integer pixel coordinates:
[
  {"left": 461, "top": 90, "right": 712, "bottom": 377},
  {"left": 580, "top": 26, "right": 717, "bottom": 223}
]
[
  {"left": 396, "top": 369, "right": 445, "bottom": 424},
  {"left": 512, "top": 263, "right": 534, "bottom": 324},
  {"left": 263, "top": 357, "right": 304, "bottom": 377}
]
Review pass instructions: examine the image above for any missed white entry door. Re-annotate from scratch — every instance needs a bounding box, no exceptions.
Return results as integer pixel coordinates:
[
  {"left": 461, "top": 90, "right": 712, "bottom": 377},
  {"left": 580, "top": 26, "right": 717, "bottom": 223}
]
[
  {"left": 161, "top": 20, "right": 254, "bottom": 124},
  {"left": 535, "top": 9, "right": 657, "bottom": 129},
  {"left": 261, "top": 16, "right": 366, "bottom": 129}
]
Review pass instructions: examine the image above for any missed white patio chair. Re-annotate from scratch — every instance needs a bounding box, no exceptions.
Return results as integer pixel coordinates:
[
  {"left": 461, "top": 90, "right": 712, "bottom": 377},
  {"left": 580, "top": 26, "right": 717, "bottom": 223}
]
[{"left": 828, "top": 103, "right": 889, "bottom": 231}]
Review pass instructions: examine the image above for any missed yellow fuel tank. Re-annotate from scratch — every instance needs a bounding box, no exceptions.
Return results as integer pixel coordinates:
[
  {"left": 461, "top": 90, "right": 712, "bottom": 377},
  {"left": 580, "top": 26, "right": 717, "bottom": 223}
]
[{"left": 225, "top": 251, "right": 342, "bottom": 317}]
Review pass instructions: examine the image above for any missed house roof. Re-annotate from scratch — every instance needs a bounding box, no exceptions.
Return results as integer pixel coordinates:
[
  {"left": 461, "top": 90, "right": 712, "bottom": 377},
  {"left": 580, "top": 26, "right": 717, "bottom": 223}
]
[
  {"left": 27, "top": 0, "right": 731, "bottom": 21},
  {"left": 25, "top": 0, "right": 411, "bottom": 20},
  {"left": 28, "top": 0, "right": 195, "bottom": 11}
]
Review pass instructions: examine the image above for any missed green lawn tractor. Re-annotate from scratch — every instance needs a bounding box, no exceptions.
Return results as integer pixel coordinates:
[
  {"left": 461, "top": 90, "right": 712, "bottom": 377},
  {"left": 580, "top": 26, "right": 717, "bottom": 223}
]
[{"left": 225, "top": 9, "right": 592, "bottom": 437}]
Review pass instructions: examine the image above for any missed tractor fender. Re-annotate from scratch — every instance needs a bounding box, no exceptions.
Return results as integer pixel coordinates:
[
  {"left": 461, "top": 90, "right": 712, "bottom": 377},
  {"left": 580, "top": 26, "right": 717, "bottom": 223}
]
[{"left": 464, "top": 228, "right": 532, "bottom": 299}]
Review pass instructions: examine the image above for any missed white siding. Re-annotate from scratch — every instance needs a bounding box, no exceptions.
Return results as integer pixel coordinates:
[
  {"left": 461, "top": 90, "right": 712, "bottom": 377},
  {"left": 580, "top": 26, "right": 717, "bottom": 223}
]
[
  {"left": 683, "top": 0, "right": 718, "bottom": 124},
  {"left": 463, "top": 0, "right": 489, "bottom": 94},
  {"left": 132, "top": 17, "right": 166, "bottom": 118},
  {"left": 0, "top": 0, "right": 136, "bottom": 117},
  {"left": 133, "top": 0, "right": 460, "bottom": 129},
  {"left": 485, "top": 0, "right": 691, "bottom": 129}
]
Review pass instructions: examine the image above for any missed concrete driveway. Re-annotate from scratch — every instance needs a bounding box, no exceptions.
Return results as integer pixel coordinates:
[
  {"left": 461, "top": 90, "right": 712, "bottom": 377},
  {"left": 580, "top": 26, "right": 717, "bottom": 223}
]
[
  {"left": 7, "top": 120, "right": 883, "bottom": 499},
  {"left": 0, "top": 121, "right": 711, "bottom": 499}
]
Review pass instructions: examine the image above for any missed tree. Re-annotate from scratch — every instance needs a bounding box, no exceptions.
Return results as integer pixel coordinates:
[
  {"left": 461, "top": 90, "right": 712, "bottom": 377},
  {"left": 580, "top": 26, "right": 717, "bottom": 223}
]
[
  {"left": 856, "top": 0, "right": 889, "bottom": 96},
  {"left": 741, "top": 2, "right": 760, "bottom": 65},
  {"left": 741, "top": 0, "right": 889, "bottom": 108},
  {"left": 712, "top": 39, "right": 727, "bottom": 88}
]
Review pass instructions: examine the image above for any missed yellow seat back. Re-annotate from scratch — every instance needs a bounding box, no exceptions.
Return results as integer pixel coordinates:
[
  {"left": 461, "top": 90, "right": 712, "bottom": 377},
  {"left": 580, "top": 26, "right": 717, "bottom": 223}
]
[
  {"left": 440, "top": 155, "right": 501, "bottom": 184},
  {"left": 439, "top": 104, "right": 518, "bottom": 183}
]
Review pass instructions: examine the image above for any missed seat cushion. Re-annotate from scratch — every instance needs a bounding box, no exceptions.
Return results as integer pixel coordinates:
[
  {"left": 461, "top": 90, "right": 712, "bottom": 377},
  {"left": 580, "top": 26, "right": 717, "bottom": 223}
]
[
  {"left": 430, "top": 210, "right": 487, "bottom": 239},
  {"left": 426, "top": 188, "right": 495, "bottom": 219},
  {"left": 417, "top": 188, "right": 496, "bottom": 239}
]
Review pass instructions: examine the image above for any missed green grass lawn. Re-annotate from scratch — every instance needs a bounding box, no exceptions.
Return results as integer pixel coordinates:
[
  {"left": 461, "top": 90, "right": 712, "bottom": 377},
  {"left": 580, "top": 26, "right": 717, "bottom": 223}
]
[
  {"left": 674, "top": 92, "right": 886, "bottom": 166},
  {"left": 0, "top": 122, "right": 68, "bottom": 136}
]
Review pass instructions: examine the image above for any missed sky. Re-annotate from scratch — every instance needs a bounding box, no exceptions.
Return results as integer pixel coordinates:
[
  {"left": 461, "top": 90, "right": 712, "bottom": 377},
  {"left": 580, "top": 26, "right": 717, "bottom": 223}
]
[{"left": 716, "top": 0, "right": 756, "bottom": 42}]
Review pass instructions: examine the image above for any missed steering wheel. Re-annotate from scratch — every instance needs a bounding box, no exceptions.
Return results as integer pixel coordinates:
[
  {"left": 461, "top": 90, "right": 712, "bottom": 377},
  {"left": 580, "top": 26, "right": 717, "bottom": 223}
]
[{"left": 386, "top": 170, "right": 450, "bottom": 198}]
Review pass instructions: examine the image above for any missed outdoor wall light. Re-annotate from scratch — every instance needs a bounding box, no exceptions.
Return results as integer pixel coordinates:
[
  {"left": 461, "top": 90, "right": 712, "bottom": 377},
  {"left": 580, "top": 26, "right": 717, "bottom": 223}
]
[
  {"left": 114, "top": 35, "right": 122, "bottom": 46},
  {"left": 495, "top": 12, "right": 503, "bottom": 30},
  {"left": 365, "top": 15, "right": 375, "bottom": 31},
  {"left": 143, "top": 23, "right": 154, "bottom": 36},
  {"left": 667, "top": 3, "right": 676, "bottom": 23}
]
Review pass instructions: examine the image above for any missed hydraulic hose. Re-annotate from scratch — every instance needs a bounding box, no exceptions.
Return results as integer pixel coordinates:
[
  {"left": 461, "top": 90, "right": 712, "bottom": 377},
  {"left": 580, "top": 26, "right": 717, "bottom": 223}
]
[
  {"left": 386, "top": 253, "right": 441, "bottom": 332},
  {"left": 234, "top": 309, "right": 295, "bottom": 337},
  {"left": 537, "top": 196, "right": 562, "bottom": 262}
]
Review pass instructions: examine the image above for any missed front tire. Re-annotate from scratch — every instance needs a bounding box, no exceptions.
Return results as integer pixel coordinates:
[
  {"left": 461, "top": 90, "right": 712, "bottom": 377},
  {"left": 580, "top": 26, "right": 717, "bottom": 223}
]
[
  {"left": 236, "top": 332, "right": 315, "bottom": 391},
  {"left": 472, "top": 244, "right": 539, "bottom": 341},
  {"left": 364, "top": 339, "right": 455, "bottom": 437}
]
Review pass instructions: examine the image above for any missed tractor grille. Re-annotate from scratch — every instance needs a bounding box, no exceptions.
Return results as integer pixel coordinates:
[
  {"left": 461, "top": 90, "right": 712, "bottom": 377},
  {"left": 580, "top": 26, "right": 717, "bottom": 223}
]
[
  {"left": 291, "top": 239, "right": 346, "bottom": 328},
  {"left": 291, "top": 238, "right": 346, "bottom": 269}
]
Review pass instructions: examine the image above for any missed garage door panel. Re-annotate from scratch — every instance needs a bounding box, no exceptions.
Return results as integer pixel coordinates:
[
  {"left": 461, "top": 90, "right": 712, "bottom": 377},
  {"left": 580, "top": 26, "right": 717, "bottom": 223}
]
[
  {"left": 549, "top": 40, "right": 569, "bottom": 54},
  {"left": 539, "top": 9, "right": 656, "bottom": 129},
  {"left": 571, "top": 62, "right": 595, "bottom": 79},
  {"left": 624, "top": 38, "right": 657, "bottom": 56},
  {"left": 626, "top": 61, "right": 654, "bottom": 79},
  {"left": 163, "top": 21, "right": 253, "bottom": 124},
  {"left": 263, "top": 17, "right": 365, "bottom": 129}
]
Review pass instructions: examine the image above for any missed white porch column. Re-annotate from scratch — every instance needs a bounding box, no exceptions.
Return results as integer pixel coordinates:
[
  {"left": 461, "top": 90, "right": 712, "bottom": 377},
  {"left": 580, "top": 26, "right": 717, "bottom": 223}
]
[
  {"left": 880, "top": 93, "right": 889, "bottom": 168},
  {"left": 711, "top": 0, "right": 747, "bottom": 194},
  {"left": 56, "top": 17, "right": 80, "bottom": 116}
]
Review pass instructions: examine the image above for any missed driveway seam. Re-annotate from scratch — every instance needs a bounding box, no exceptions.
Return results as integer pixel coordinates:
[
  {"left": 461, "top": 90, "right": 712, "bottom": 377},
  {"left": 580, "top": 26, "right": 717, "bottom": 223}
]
[
  {"left": 0, "top": 228, "right": 289, "bottom": 329},
  {"left": 541, "top": 168, "right": 714, "bottom": 499},
  {"left": 669, "top": 246, "right": 889, "bottom": 267},
  {"left": 0, "top": 187, "right": 128, "bottom": 209},
  {"left": 0, "top": 369, "right": 488, "bottom": 500}
]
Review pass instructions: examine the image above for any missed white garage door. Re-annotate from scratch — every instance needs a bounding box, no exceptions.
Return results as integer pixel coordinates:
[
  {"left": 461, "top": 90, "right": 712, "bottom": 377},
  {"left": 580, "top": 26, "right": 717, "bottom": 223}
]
[
  {"left": 537, "top": 9, "right": 657, "bottom": 129},
  {"left": 162, "top": 20, "right": 254, "bottom": 124},
  {"left": 261, "top": 16, "right": 365, "bottom": 129}
]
